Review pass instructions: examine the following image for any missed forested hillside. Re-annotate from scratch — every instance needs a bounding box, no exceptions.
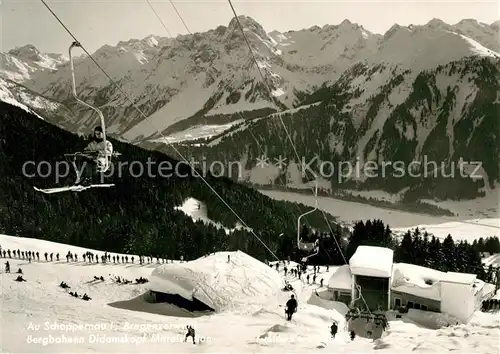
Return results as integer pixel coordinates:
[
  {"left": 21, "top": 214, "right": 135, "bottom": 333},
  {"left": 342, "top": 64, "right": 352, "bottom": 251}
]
[{"left": 0, "top": 102, "right": 335, "bottom": 261}]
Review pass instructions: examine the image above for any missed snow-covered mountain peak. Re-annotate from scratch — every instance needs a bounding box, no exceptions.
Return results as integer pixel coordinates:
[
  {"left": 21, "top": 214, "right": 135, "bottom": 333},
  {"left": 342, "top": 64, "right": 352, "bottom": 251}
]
[
  {"left": 1, "top": 45, "right": 67, "bottom": 82},
  {"left": 453, "top": 19, "right": 500, "bottom": 51},
  {"left": 227, "top": 15, "right": 268, "bottom": 40},
  {"left": 383, "top": 24, "right": 408, "bottom": 40},
  {"left": 91, "top": 36, "right": 163, "bottom": 66},
  {"left": 455, "top": 18, "right": 487, "bottom": 28},
  {"left": 426, "top": 18, "right": 448, "bottom": 29},
  {"left": 144, "top": 35, "right": 159, "bottom": 47},
  {"left": 4, "top": 16, "right": 498, "bottom": 145},
  {"left": 116, "top": 35, "right": 163, "bottom": 50},
  {"left": 222, "top": 16, "right": 281, "bottom": 60},
  {"left": 8, "top": 44, "right": 42, "bottom": 62},
  {"left": 308, "top": 25, "right": 321, "bottom": 32},
  {"left": 373, "top": 20, "right": 500, "bottom": 72},
  {"left": 7, "top": 44, "right": 67, "bottom": 68},
  {"left": 318, "top": 20, "right": 367, "bottom": 35}
]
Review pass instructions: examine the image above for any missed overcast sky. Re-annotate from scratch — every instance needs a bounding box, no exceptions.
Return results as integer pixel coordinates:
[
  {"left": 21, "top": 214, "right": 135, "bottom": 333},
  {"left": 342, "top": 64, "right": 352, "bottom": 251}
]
[{"left": 2, "top": 0, "right": 499, "bottom": 54}]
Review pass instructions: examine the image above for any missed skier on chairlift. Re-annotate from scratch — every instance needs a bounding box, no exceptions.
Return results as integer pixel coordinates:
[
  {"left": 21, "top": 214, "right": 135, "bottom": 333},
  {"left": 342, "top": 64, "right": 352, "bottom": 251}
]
[
  {"left": 75, "top": 126, "right": 113, "bottom": 186},
  {"left": 34, "top": 41, "right": 117, "bottom": 194}
]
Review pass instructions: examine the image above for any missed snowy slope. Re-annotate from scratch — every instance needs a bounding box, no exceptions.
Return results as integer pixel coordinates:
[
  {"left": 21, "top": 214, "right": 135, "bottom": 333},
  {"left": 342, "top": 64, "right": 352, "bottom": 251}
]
[
  {"left": 162, "top": 24, "right": 499, "bottom": 199},
  {"left": 149, "top": 120, "right": 244, "bottom": 145},
  {"left": 1, "top": 233, "right": 499, "bottom": 353},
  {"left": 174, "top": 197, "right": 251, "bottom": 234},
  {"left": 482, "top": 253, "right": 500, "bottom": 267},
  {"left": 0, "top": 78, "right": 45, "bottom": 119},
  {"left": 394, "top": 218, "right": 499, "bottom": 242},
  {"left": 183, "top": 51, "right": 499, "bottom": 199}
]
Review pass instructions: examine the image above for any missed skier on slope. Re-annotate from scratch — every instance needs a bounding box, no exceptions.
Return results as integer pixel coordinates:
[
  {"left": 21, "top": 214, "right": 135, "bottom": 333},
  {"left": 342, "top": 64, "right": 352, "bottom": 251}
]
[
  {"left": 285, "top": 294, "right": 298, "bottom": 321},
  {"left": 75, "top": 126, "right": 113, "bottom": 186}
]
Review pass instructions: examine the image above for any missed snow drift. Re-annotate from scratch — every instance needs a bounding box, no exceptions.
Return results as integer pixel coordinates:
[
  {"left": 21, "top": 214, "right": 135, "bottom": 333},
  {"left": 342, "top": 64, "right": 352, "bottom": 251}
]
[{"left": 149, "top": 251, "right": 283, "bottom": 312}]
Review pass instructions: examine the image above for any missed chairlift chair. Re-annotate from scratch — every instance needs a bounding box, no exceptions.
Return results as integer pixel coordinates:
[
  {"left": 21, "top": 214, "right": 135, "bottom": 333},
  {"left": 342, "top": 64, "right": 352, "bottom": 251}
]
[
  {"left": 297, "top": 181, "right": 320, "bottom": 261},
  {"left": 68, "top": 41, "right": 116, "bottom": 182}
]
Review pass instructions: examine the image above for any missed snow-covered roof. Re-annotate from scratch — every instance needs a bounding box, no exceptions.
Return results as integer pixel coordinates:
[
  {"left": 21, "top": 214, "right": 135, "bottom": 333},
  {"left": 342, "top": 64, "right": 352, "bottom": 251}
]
[
  {"left": 442, "top": 272, "right": 477, "bottom": 285},
  {"left": 149, "top": 251, "right": 283, "bottom": 312},
  {"left": 349, "top": 246, "right": 394, "bottom": 278},
  {"left": 391, "top": 263, "right": 445, "bottom": 301},
  {"left": 328, "top": 264, "right": 352, "bottom": 290},
  {"left": 391, "top": 265, "right": 485, "bottom": 301}
]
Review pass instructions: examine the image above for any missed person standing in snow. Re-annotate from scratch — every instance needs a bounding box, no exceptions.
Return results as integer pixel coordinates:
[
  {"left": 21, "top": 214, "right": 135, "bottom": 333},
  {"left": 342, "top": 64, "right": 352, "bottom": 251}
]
[
  {"left": 330, "top": 322, "right": 338, "bottom": 338},
  {"left": 184, "top": 325, "right": 196, "bottom": 344},
  {"left": 285, "top": 294, "right": 298, "bottom": 321}
]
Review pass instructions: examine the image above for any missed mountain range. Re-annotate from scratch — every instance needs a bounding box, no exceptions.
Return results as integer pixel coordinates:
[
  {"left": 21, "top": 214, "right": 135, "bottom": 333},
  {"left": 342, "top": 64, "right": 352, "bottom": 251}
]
[{"left": 1, "top": 16, "right": 499, "bottom": 204}]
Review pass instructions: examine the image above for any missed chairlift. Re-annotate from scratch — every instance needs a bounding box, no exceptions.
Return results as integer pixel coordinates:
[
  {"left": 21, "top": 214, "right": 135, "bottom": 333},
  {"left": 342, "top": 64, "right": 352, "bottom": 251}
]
[
  {"left": 68, "top": 41, "right": 116, "bottom": 179},
  {"left": 297, "top": 181, "right": 320, "bottom": 261},
  {"left": 346, "top": 284, "right": 389, "bottom": 326}
]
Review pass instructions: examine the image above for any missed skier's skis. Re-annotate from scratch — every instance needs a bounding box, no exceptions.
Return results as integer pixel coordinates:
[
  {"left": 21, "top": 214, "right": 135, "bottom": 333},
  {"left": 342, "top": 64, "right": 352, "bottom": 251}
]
[{"left": 34, "top": 184, "right": 114, "bottom": 194}]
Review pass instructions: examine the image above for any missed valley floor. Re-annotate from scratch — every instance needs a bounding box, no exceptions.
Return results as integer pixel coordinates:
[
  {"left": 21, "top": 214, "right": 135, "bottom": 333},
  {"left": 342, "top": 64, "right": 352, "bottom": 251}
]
[
  {"left": 259, "top": 189, "right": 499, "bottom": 231},
  {"left": 1, "top": 234, "right": 499, "bottom": 353}
]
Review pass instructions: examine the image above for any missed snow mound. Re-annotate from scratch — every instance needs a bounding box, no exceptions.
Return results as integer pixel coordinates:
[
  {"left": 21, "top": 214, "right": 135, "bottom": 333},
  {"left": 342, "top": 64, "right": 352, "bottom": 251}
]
[
  {"left": 328, "top": 264, "right": 352, "bottom": 290},
  {"left": 149, "top": 251, "right": 283, "bottom": 312},
  {"left": 349, "top": 245, "right": 394, "bottom": 277},
  {"left": 307, "top": 291, "right": 349, "bottom": 315},
  {"left": 406, "top": 308, "right": 461, "bottom": 329},
  {"left": 259, "top": 324, "right": 290, "bottom": 337}
]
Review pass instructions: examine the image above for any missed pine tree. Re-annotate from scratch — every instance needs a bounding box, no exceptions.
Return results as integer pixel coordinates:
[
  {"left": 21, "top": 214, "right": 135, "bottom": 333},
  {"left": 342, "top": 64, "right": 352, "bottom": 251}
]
[
  {"left": 412, "top": 228, "right": 424, "bottom": 266},
  {"left": 422, "top": 232, "right": 431, "bottom": 267},
  {"left": 346, "top": 221, "right": 366, "bottom": 260},
  {"left": 429, "top": 236, "right": 444, "bottom": 270},
  {"left": 485, "top": 236, "right": 500, "bottom": 253},
  {"left": 441, "top": 234, "right": 455, "bottom": 271},
  {"left": 395, "top": 231, "right": 413, "bottom": 263}
]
